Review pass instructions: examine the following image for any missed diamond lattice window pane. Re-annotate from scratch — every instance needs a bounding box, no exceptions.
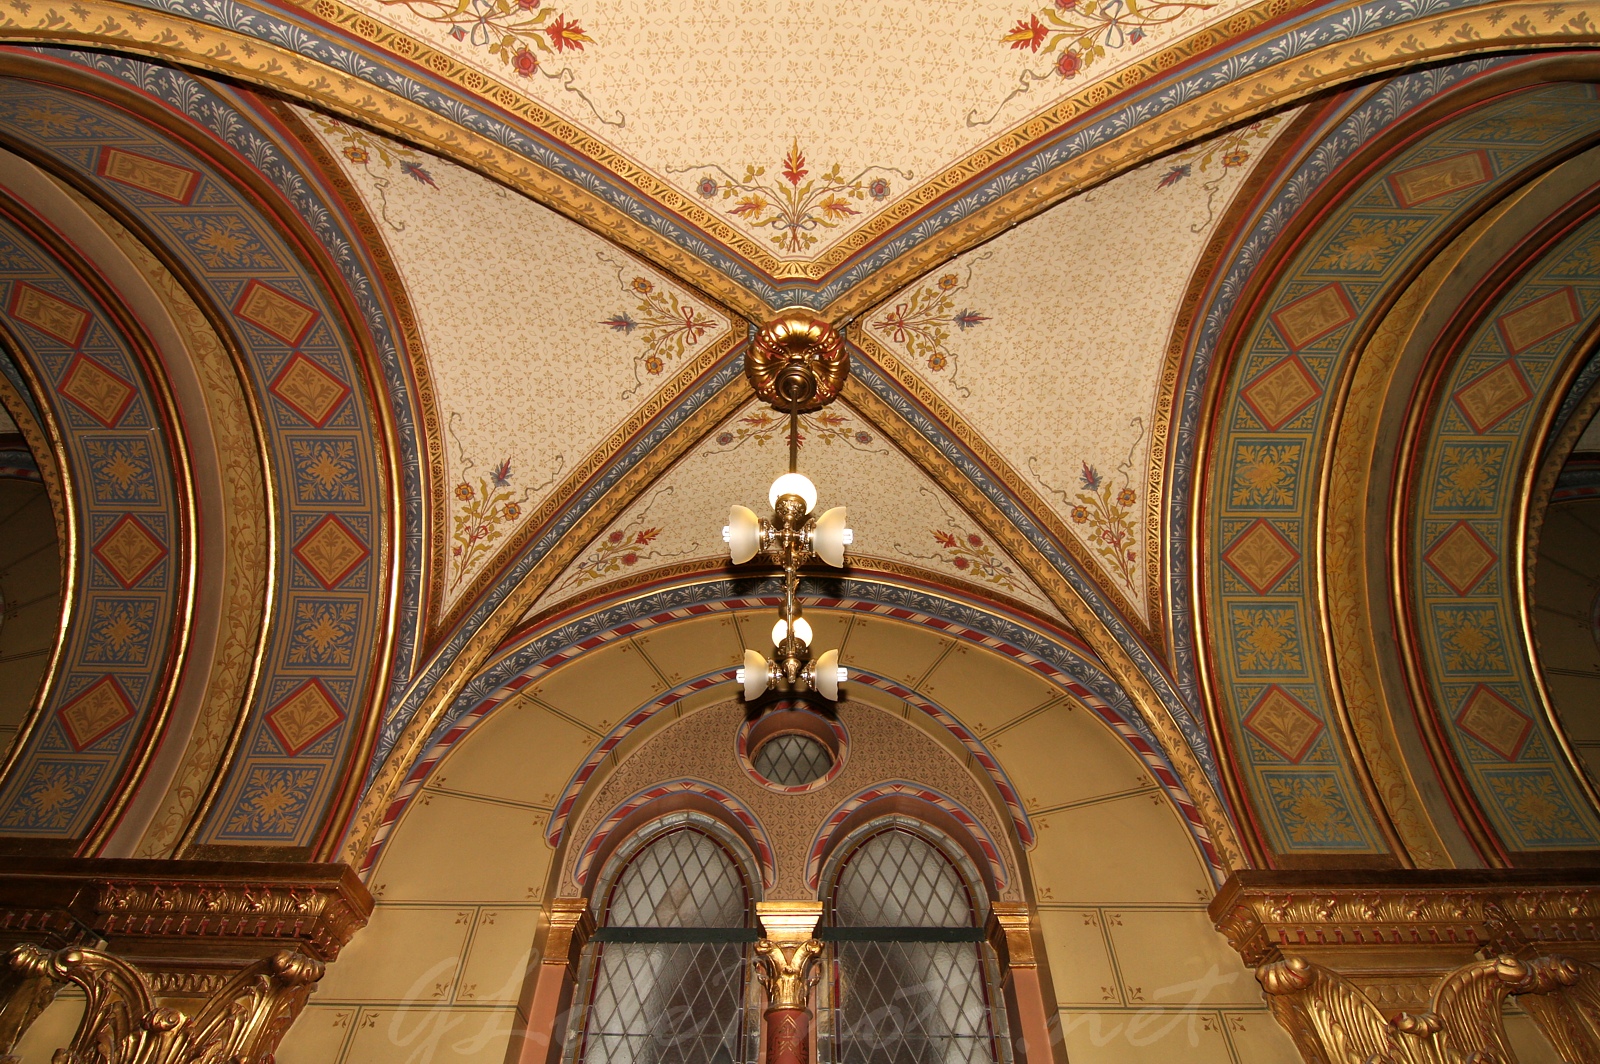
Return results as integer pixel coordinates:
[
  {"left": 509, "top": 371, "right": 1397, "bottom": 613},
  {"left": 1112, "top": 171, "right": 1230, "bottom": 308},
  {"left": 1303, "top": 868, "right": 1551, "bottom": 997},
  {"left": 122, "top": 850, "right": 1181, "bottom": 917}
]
[
  {"left": 605, "top": 828, "right": 746, "bottom": 928},
  {"left": 580, "top": 829, "right": 752, "bottom": 1064},
  {"left": 753, "top": 733, "right": 833, "bottom": 786},
  {"left": 825, "top": 829, "right": 1002, "bottom": 1064},
  {"left": 834, "top": 830, "right": 974, "bottom": 928}
]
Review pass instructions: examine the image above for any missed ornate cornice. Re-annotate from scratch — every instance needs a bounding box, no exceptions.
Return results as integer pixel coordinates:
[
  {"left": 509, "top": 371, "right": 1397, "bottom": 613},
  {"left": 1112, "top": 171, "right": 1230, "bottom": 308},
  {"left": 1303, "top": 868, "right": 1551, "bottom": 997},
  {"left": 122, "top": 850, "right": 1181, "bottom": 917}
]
[
  {"left": 1211, "top": 870, "right": 1600, "bottom": 968},
  {"left": 0, "top": 858, "right": 372, "bottom": 962}
]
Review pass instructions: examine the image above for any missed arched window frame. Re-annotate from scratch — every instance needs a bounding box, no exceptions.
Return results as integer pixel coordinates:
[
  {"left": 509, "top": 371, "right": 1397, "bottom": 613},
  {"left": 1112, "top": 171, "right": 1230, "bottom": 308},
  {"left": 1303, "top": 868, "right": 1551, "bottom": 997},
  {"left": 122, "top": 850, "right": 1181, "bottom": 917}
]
[
  {"left": 815, "top": 814, "right": 1014, "bottom": 1064},
  {"left": 565, "top": 811, "right": 764, "bottom": 1064}
]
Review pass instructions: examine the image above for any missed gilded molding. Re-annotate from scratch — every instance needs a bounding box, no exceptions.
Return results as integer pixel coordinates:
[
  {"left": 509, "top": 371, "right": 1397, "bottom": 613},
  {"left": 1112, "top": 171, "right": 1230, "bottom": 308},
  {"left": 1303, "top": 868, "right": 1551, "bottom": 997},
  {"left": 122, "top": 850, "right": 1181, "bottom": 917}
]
[
  {"left": 986, "top": 903, "right": 1036, "bottom": 969},
  {"left": 6, "top": 943, "right": 323, "bottom": 1064},
  {"left": 0, "top": 859, "right": 372, "bottom": 963},
  {"left": 340, "top": 360, "right": 751, "bottom": 866},
  {"left": 0, "top": 1, "right": 1598, "bottom": 317},
  {"left": 1211, "top": 872, "right": 1600, "bottom": 968},
  {"left": 540, "top": 897, "right": 593, "bottom": 970}
]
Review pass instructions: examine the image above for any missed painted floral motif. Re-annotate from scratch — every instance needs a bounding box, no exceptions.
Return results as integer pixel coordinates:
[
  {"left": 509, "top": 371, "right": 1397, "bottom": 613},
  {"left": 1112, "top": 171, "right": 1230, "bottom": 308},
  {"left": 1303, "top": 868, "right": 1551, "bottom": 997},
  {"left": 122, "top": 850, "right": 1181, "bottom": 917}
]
[
  {"left": 700, "top": 408, "right": 886, "bottom": 457},
  {"left": 314, "top": 115, "right": 439, "bottom": 232},
  {"left": 555, "top": 488, "right": 698, "bottom": 593},
  {"left": 1002, "top": 0, "right": 1212, "bottom": 79},
  {"left": 378, "top": 0, "right": 591, "bottom": 73},
  {"left": 871, "top": 259, "right": 991, "bottom": 395},
  {"left": 679, "top": 142, "right": 906, "bottom": 254},
  {"left": 1154, "top": 119, "right": 1279, "bottom": 231},
  {"left": 597, "top": 255, "right": 719, "bottom": 397},
  {"left": 448, "top": 413, "right": 563, "bottom": 591},
  {"left": 1031, "top": 421, "right": 1144, "bottom": 593},
  {"left": 894, "top": 488, "right": 1021, "bottom": 592}
]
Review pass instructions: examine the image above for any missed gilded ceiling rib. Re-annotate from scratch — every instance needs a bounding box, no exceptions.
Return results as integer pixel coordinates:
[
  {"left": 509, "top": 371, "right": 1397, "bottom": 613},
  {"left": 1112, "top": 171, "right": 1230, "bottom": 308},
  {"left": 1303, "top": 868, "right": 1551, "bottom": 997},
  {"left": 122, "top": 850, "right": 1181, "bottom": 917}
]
[
  {"left": 836, "top": 368, "right": 1246, "bottom": 874},
  {"left": 0, "top": 1, "right": 1598, "bottom": 318}
]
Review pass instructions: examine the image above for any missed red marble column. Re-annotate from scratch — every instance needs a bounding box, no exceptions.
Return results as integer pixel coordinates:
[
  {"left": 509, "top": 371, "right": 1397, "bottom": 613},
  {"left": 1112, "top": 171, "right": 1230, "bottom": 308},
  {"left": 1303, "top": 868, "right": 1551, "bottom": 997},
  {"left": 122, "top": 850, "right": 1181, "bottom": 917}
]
[{"left": 764, "top": 1006, "right": 810, "bottom": 1064}]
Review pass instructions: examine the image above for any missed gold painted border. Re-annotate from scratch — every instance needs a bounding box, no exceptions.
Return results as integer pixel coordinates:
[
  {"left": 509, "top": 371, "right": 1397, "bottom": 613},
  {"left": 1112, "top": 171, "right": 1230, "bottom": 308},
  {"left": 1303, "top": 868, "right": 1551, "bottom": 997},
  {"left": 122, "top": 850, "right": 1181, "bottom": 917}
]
[
  {"left": 839, "top": 367, "right": 1246, "bottom": 873},
  {"left": 0, "top": 0, "right": 1597, "bottom": 319},
  {"left": 340, "top": 353, "right": 752, "bottom": 865}
]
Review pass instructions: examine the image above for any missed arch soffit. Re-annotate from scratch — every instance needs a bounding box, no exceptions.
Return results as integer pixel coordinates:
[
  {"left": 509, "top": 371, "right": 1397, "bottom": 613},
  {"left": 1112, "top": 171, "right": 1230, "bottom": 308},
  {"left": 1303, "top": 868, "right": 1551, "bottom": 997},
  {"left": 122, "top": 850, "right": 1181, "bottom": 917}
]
[
  {"left": 1185, "top": 62, "right": 1600, "bottom": 864},
  {"left": 358, "top": 574, "right": 1226, "bottom": 885},
  {"left": 0, "top": 5, "right": 1595, "bottom": 317},
  {"left": 0, "top": 57, "right": 423, "bottom": 856}
]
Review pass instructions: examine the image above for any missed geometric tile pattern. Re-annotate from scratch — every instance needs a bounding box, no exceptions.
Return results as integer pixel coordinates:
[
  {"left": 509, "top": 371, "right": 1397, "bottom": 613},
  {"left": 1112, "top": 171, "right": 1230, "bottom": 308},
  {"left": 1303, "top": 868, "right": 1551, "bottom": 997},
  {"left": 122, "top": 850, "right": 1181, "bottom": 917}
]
[
  {"left": 1410, "top": 204, "right": 1600, "bottom": 849},
  {"left": 1423, "top": 521, "right": 1496, "bottom": 596},
  {"left": 0, "top": 79, "right": 391, "bottom": 849},
  {"left": 293, "top": 514, "right": 370, "bottom": 589},
  {"left": 266, "top": 679, "right": 347, "bottom": 755},
  {"left": 1205, "top": 82, "right": 1600, "bottom": 856},
  {"left": 1243, "top": 686, "right": 1323, "bottom": 763},
  {"left": 0, "top": 214, "right": 180, "bottom": 839}
]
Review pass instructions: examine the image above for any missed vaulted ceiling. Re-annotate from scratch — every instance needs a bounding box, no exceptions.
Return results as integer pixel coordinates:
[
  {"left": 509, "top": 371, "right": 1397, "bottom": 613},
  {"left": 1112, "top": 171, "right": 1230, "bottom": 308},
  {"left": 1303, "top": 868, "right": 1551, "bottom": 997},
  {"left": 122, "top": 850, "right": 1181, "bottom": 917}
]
[{"left": 0, "top": 0, "right": 1597, "bottom": 892}]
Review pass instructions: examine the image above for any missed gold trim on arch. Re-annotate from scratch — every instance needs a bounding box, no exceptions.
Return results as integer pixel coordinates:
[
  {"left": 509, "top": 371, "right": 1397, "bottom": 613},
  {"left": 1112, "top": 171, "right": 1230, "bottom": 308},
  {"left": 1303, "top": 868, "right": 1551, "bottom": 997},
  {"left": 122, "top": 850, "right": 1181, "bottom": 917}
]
[
  {"left": 0, "top": 1, "right": 1596, "bottom": 318},
  {"left": 340, "top": 355, "right": 752, "bottom": 865},
  {"left": 0, "top": 191, "right": 201, "bottom": 855},
  {"left": 837, "top": 368, "right": 1247, "bottom": 874}
]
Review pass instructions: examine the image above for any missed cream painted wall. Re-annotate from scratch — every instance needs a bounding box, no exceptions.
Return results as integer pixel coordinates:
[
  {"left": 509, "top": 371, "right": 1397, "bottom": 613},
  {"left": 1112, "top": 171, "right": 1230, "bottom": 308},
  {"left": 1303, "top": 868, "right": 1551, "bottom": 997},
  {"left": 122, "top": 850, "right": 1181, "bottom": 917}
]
[{"left": 278, "top": 610, "right": 1299, "bottom": 1064}]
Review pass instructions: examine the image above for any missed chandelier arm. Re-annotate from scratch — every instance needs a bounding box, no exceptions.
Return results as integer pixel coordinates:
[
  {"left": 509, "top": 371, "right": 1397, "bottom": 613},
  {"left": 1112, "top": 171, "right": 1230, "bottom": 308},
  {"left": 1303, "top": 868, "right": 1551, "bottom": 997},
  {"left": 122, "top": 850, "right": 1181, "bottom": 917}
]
[{"left": 788, "top": 401, "right": 798, "bottom": 475}]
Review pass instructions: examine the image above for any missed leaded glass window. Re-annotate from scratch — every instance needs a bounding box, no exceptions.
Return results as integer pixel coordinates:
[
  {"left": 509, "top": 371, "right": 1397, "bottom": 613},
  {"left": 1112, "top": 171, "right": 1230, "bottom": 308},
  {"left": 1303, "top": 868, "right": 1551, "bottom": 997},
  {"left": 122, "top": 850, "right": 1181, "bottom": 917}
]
[
  {"left": 574, "top": 824, "right": 757, "bottom": 1064},
  {"left": 819, "top": 826, "right": 1011, "bottom": 1064},
  {"left": 752, "top": 732, "right": 833, "bottom": 786}
]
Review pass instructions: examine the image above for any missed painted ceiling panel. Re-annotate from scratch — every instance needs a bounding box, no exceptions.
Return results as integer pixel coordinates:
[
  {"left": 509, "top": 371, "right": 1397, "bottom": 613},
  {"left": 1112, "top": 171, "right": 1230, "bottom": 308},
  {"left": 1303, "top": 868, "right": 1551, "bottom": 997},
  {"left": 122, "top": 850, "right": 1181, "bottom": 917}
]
[
  {"left": 861, "top": 111, "right": 1298, "bottom": 622},
  {"left": 298, "top": 108, "right": 737, "bottom": 615},
  {"left": 524, "top": 397, "right": 1068, "bottom": 624},
  {"left": 323, "top": 0, "right": 1255, "bottom": 263}
]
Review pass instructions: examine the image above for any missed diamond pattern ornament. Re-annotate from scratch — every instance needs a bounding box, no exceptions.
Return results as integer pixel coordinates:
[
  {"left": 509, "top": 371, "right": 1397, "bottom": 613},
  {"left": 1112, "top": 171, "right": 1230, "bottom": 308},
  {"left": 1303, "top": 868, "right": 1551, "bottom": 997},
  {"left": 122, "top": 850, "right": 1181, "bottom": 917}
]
[
  {"left": 58, "top": 676, "right": 134, "bottom": 750},
  {"left": 93, "top": 515, "right": 168, "bottom": 588},
  {"left": 1270, "top": 284, "right": 1355, "bottom": 350},
  {"left": 59, "top": 355, "right": 136, "bottom": 428},
  {"left": 1425, "top": 522, "right": 1497, "bottom": 595},
  {"left": 96, "top": 148, "right": 199, "bottom": 204},
  {"left": 607, "top": 829, "right": 745, "bottom": 927},
  {"left": 835, "top": 830, "right": 972, "bottom": 928},
  {"left": 10, "top": 283, "right": 89, "bottom": 345},
  {"left": 234, "top": 280, "right": 318, "bottom": 345},
  {"left": 269, "top": 353, "right": 350, "bottom": 427},
  {"left": 1242, "top": 357, "right": 1323, "bottom": 431},
  {"left": 1453, "top": 361, "right": 1533, "bottom": 434},
  {"left": 265, "top": 679, "right": 345, "bottom": 755},
  {"left": 293, "top": 515, "right": 369, "bottom": 589},
  {"left": 1244, "top": 686, "right": 1323, "bottom": 763},
  {"left": 1457, "top": 685, "right": 1532, "bottom": 761},
  {"left": 753, "top": 733, "right": 833, "bottom": 786},
  {"left": 1223, "top": 520, "right": 1300, "bottom": 593}
]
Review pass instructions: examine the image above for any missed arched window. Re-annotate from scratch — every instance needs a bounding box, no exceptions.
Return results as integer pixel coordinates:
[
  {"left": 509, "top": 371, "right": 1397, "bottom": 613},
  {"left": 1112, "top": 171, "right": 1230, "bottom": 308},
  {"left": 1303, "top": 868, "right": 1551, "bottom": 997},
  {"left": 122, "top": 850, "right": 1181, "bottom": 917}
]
[
  {"left": 819, "top": 822, "right": 1010, "bottom": 1064},
  {"left": 573, "top": 817, "right": 758, "bottom": 1064}
]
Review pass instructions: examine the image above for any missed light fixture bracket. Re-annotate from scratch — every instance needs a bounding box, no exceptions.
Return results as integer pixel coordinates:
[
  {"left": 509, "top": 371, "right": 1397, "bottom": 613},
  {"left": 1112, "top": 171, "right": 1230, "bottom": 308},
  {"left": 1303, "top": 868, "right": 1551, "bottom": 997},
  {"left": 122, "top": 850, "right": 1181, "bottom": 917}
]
[{"left": 746, "top": 309, "right": 848, "bottom": 413}]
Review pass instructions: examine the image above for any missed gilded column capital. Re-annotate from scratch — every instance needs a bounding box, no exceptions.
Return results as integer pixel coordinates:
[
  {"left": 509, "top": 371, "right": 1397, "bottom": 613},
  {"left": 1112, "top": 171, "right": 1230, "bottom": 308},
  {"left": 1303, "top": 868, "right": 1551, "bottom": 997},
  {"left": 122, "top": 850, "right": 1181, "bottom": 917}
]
[{"left": 753, "top": 901, "right": 823, "bottom": 1012}]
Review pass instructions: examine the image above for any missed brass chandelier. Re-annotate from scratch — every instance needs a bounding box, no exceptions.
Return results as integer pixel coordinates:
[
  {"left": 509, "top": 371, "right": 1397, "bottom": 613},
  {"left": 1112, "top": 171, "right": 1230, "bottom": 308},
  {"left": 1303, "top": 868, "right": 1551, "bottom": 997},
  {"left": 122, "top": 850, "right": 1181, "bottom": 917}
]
[{"left": 725, "top": 310, "right": 853, "bottom": 703}]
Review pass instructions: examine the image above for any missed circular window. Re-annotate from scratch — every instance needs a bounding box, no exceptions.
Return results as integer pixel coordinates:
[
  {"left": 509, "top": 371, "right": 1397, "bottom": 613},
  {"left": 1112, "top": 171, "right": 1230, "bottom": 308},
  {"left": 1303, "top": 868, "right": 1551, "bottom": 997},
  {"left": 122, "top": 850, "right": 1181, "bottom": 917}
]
[
  {"left": 738, "top": 706, "right": 847, "bottom": 793},
  {"left": 753, "top": 733, "right": 833, "bottom": 787}
]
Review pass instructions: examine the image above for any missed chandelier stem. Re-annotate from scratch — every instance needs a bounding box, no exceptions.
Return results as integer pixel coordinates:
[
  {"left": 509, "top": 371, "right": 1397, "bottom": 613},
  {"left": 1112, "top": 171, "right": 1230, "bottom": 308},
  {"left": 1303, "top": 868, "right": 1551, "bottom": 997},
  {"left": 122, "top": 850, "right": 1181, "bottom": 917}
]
[{"left": 787, "top": 402, "right": 798, "bottom": 475}]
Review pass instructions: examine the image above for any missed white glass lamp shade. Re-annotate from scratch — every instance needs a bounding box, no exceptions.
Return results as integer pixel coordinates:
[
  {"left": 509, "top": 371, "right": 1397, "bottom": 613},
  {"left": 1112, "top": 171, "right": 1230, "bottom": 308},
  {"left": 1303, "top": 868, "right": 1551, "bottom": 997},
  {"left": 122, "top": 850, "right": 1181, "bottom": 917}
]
[
  {"left": 725, "top": 505, "right": 761, "bottom": 564},
  {"left": 771, "top": 617, "right": 813, "bottom": 646},
  {"left": 768, "top": 472, "right": 818, "bottom": 514},
  {"left": 811, "top": 507, "right": 851, "bottom": 567},
  {"left": 813, "top": 648, "right": 846, "bottom": 701},
  {"left": 737, "top": 648, "right": 770, "bottom": 700}
]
